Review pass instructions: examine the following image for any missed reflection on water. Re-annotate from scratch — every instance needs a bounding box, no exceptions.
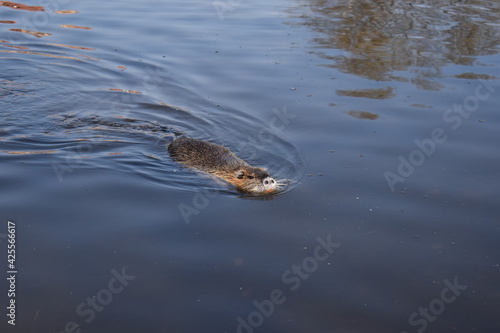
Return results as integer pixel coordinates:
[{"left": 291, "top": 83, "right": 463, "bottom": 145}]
[
  {"left": 0, "top": 1, "right": 44, "bottom": 11},
  {"left": 0, "top": 1, "right": 147, "bottom": 95},
  {"left": 1, "top": 1, "right": 93, "bottom": 58},
  {"left": 454, "top": 72, "right": 497, "bottom": 80},
  {"left": 54, "top": 10, "right": 79, "bottom": 15},
  {"left": 2, "top": 43, "right": 26, "bottom": 49},
  {"left": 48, "top": 43, "right": 95, "bottom": 50},
  {"left": 60, "top": 24, "right": 92, "bottom": 30},
  {"left": 0, "top": 49, "right": 82, "bottom": 60},
  {"left": 346, "top": 110, "right": 379, "bottom": 120},
  {"left": 9, "top": 28, "right": 51, "bottom": 37},
  {"left": 337, "top": 86, "right": 394, "bottom": 99},
  {"left": 292, "top": 0, "right": 500, "bottom": 87},
  {"left": 0, "top": 149, "right": 57, "bottom": 154},
  {"left": 107, "top": 88, "right": 142, "bottom": 94}
]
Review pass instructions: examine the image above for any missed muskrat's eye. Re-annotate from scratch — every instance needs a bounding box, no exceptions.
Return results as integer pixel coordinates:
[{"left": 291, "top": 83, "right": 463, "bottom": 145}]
[{"left": 248, "top": 176, "right": 254, "bottom": 180}]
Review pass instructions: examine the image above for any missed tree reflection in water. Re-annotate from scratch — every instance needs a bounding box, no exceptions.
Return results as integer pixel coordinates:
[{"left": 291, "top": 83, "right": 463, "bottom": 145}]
[{"left": 288, "top": 0, "right": 500, "bottom": 87}]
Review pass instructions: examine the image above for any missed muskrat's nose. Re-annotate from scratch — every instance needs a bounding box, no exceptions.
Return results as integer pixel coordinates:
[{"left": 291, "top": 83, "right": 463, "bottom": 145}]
[{"left": 263, "top": 177, "right": 276, "bottom": 187}]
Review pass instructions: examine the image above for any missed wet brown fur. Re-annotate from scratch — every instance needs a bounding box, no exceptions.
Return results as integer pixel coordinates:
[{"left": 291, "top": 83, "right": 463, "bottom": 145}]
[{"left": 168, "top": 138, "right": 275, "bottom": 194}]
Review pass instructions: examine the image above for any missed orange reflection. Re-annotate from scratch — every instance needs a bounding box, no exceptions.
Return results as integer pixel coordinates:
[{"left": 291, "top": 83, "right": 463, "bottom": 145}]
[
  {"left": 3, "top": 44, "right": 28, "bottom": 49},
  {"left": 9, "top": 28, "right": 51, "bottom": 37},
  {"left": 0, "top": 1, "right": 44, "bottom": 11},
  {"left": 0, "top": 20, "right": 16, "bottom": 23},
  {"left": 54, "top": 10, "right": 78, "bottom": 14},
  {"left": 0, "top": 150, "right": 57, "bottom": 154},
  {"left": 48, "top": 43, "right": 95, "bottom": 50},
  {"left": 0, "top": 50, "right": 82, "bottom": 61},
  {"left": 108, "top": 89, "right": 142, "bottom": 94},
  {"left": 80, "top": 54, "right": 100, "bottom": 60},
  {"left": 60, "top": 24, "right": 92, "bottom": 30}
]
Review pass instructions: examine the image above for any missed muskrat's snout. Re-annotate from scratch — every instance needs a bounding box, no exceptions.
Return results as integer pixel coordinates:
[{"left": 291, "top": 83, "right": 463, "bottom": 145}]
[
  {"left": 255, "top": 176, "right": 278, "bottom": 195},
  {"left": 262, "top": 176, "right": 276, "bottom": 189}
]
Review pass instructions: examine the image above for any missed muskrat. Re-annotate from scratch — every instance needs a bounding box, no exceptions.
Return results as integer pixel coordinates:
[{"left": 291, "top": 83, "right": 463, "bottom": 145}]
[{"left": 168, "top": 137, "right": 279, "bottom": 195}]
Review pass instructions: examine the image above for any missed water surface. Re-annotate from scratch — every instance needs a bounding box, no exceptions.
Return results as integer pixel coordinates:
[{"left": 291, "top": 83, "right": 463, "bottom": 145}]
[{"left": 1, "top": 0, "right": 500, "bottom": 332}]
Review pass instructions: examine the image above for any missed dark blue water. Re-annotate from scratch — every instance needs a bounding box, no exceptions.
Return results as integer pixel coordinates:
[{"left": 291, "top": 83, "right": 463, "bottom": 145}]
[{"left": 1, "top": 0, "right": 500, "bottom": 332}]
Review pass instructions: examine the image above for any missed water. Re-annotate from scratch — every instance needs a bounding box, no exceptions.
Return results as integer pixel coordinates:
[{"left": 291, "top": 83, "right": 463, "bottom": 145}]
[{"left": 1, "top": 0, "right": 500, "bottom": 332}]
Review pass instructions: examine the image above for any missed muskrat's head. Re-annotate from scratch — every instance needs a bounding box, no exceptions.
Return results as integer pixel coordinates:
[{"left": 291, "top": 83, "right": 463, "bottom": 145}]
[{"left": 233, "top": 167, "right": 278, "bottom": 195}]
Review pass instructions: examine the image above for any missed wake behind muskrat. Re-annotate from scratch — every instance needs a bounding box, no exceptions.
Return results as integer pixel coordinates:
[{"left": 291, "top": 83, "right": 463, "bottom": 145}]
[{"left": 168, "top": 137, "right": 281, "bottom": 195}]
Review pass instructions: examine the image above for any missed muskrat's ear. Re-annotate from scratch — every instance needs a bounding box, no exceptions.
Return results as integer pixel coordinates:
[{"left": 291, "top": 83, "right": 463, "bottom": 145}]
[{"left": 235, "top": 169, "right": 246, "bottom": 179}]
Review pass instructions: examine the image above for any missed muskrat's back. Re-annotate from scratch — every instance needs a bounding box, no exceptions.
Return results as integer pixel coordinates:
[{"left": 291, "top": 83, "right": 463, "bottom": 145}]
[
  {"left": 168, "top": 137, "right": 278, "bottom": 195},
  {"left": 168, "top": 137, "right": 250, "bottom": 173}
]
